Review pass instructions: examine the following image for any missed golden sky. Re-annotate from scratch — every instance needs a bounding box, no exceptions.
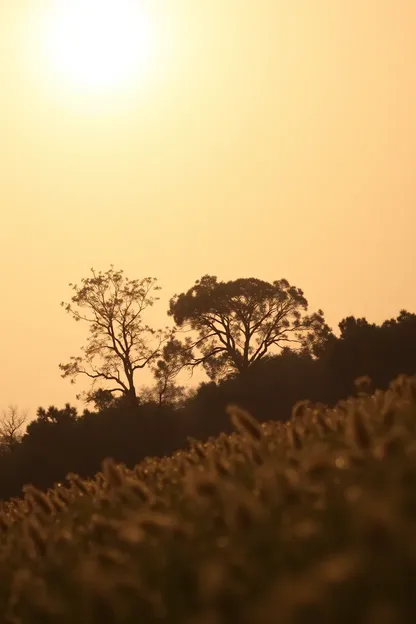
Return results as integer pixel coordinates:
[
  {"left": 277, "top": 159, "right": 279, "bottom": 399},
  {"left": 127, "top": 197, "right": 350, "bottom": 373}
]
[{"left": 1, "top": 1, "right": 415, "bottom": 418}]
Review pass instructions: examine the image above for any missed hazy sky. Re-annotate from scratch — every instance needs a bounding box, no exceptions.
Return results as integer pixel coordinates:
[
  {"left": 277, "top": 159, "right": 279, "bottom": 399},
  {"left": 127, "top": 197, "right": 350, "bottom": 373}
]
[{"left": 1, "top": 1, "right": 415, "bottom": 418}]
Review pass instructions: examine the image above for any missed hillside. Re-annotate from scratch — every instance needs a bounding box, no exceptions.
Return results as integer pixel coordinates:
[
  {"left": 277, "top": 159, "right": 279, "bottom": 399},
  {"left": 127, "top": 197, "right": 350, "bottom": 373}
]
[{"left": 1, "top": 374, "right": 415, "bottom": 623}]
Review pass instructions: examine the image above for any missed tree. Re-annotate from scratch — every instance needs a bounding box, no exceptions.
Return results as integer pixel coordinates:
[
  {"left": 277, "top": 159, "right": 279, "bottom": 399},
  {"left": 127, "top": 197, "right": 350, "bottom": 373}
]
[
  {"left": 139, "top": 382, "right": 187, "bottom": 408},
  {"left": 168, "top": 275, "right": 328, "bottom": 380},
  {"left": 318, "top": 310, "right": 416, "bottom": 396},
  {"left": 0, "top": 405, "right": 28, "bottom": 453},
  {"left": 147, "top": 338, "right": 189, "bottom": 407},
  {"left": 84, "top": 387, "right": 117, "bottom": 411},
  {"left": 84, "top": 388, "right": 137, "bottom": 412},
  {"left": 34, "top": 404, "right": 79, "bottom": 426},
  {"left": 59, "top": 267, "right": 168, "bottom": 408}
]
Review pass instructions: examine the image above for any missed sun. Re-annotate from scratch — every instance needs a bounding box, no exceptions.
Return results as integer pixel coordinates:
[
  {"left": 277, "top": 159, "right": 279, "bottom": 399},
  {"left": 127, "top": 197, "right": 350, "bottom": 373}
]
[{"left": 43, "top": 0, "right": 153, "bottom": 94}]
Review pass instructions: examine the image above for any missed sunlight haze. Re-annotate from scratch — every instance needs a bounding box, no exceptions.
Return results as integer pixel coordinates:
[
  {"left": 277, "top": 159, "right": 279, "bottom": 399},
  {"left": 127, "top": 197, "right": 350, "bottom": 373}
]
[
  {"left": 1, "top": 0, "right": 415, "bottom": 419},
  {"left": 40, "top": 1, "right": 154, "bottom": 94}
]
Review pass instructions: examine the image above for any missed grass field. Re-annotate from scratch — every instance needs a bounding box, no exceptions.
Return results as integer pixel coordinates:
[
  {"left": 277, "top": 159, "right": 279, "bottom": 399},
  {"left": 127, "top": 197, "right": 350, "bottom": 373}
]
[{"left": 1, "top": 374, "right": 416, "bottom": 623}]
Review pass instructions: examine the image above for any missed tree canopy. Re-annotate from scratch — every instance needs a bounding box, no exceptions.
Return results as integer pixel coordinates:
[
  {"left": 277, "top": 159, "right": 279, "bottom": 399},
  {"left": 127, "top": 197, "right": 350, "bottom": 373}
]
[
  {"left": 168, "top": 275, "right": 328, "bottom": 379},
  {"left": 145, "top": 337, "right": 189, "bottom": 407},
  {"left": 59, "top": 266, "right": 169, "bottom": 407}
]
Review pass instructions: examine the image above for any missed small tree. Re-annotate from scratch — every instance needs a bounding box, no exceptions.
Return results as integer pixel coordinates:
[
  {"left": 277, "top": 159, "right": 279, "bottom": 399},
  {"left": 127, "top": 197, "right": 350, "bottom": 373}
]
[
  {"left": 168, "top": 275, "right": 329, "bottom": 380},
  {"left": 35, "top": 404, "right": 78, "bottom": 425},
  {"left": 84, "top": 388, "right": 139, "bottom": 412},
  {"left": 84, "top": 388, "right": 119, "bottom": 411},
  {"left": 0, "top": 405, "right": 28, "bottom": 452},
  {"left": 149, "top": 338, "right": 189, "bottom": 407},
  {"left": 59, "top": 266, "right": 168, "bottom": 408},
  {"left": 139, "top": 381, "right": 187, "bottom": 408}
]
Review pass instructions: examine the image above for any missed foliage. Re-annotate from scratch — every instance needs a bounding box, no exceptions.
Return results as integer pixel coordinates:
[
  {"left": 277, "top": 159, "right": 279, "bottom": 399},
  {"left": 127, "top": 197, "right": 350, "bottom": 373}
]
[
  {"left": 145, "top": 337, "right": 190, "bottom": 407},
  {"left": 168, "top": 275, "right": 328, "bottom": 379},
  {"left": 85, "top": 388, "right": 138, "bottom": 412},
  {"left": 59, "top": 266, "right": 170, "bottom": 407},
  {"left": 0, "top": 374, "right": 416, "bottom": 622},
  {"left": 318, "top": 309, "right": 416, "bottom": 397}
]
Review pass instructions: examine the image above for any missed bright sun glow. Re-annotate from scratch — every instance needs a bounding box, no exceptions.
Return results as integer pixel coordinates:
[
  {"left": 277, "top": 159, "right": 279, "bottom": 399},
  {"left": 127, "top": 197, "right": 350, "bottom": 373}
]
[{"left": 43, "top": 0, "right": 153, "bottom": 94}]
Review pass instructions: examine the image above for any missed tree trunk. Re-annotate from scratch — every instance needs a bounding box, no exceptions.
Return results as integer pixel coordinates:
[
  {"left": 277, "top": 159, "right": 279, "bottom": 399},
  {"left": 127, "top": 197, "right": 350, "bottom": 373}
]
[{"left": 126, "top": 387, "right": 139, "bottom": 410}]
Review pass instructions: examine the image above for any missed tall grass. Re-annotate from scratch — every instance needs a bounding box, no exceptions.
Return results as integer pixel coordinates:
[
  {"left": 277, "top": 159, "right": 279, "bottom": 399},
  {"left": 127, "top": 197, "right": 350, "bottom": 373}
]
[{"left": 0, "top": 374, "right": 415, "bottom": 622}]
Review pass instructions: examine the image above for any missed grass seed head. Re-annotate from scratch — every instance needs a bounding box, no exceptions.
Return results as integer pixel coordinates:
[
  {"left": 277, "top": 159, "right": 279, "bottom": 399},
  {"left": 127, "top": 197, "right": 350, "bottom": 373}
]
[
  {"left": 250, "top": 446, "right": 263, "bottom": 466},
  {"left": 348, "top": 407, "right": 372, "bottom": 450},
  {"left": 390, "top": 374, "right": 409, "bottom": 398},
  {"left": 25, "top": 518, "right": 47, "bottom": 557},
  {"left": 287, "top": 425, "right": 303, "bottom": 450},
  {"left": 67, "top": 473, "right": 91, "bottom": 496},
  {"left": 23, "top": 485, "right": 55, "bottom": 516},
  {"left": 49, "top": 492, "right": 67, "bottom": 512},
  {"left": 226, "top": 404, "right": 263, "bottom": 441},
  {"left": 101, "top": 458, "right": 125, "bottom": 488},
  {"left": 194, "top": 443, "right": 207, "bottom": 460},
  {"left": 291, "top": 400, "right": 313, "bottom": 421},
  {"left": 222, "top": 436, "right": 232, "bottom": 454},
  {"left": 136, "top": 512, "right": 181, "bottom": 536},
  {"left": 128, "top": 478, "right": 152, "bottom": 503},
  {"left": 314, "top": 409, "right": 333, "bottom": 433},
  {"left": 215, "top": 458, "right": 232, "bottom": 477}
]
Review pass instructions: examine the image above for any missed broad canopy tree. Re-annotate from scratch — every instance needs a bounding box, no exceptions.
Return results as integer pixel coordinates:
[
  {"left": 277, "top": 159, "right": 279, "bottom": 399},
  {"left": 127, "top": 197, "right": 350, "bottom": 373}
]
[
  {"left": 168, "top": 275, "right": 329, "bottom": 380},
  {"left": 59, "top": 267, "right": 170, "bottom": 408}
]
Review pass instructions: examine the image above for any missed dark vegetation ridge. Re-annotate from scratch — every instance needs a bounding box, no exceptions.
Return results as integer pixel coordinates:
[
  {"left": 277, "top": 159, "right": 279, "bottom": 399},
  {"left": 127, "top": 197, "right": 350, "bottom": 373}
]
[{"left": 0, "top": 267, "right": 415, "bottom": 501}]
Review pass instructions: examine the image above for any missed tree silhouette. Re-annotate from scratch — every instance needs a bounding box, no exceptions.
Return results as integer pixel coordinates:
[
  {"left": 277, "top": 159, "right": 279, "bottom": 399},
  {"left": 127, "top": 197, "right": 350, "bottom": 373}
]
[
  {"left": 0, "top": 406, "right": 28, "bottom": 453},
  {"left": 317, "top": 310, "right": 416, "bottom": 396},
  {"left": 147, "top": 337, "right": 189, "bottom": 407},
  {"left": 83, "top": 387, "right": 138, "bottom": 411},
  {"left": 59, "top": 266, "right": 169, "bottom": 408},
  {"left": 84, "top": 387, "right": 118, "bottom": 411},
  {"left": 33, "top": 403, "right": 79, "bottom": 426},
  {"left": 168, "top": 275, "right": 328, "bottom": 379}
]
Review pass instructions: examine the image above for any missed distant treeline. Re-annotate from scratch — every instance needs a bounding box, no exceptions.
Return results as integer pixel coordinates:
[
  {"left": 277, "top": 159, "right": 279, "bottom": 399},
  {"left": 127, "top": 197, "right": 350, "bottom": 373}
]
[{"left": 0, "top": 307, "right": 415, "bottom": 501}]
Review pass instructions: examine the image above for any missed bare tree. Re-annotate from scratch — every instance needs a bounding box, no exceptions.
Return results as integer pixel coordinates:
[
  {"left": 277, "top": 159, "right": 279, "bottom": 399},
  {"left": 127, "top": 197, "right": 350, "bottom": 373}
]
[
  {"left": 59, "top": 266, "right": 170, "bottom": 408},
  {"left": 0, "top": 405, "right": 28, "bottom": 452}
]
